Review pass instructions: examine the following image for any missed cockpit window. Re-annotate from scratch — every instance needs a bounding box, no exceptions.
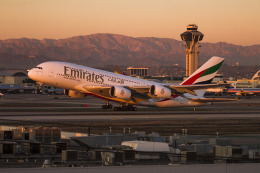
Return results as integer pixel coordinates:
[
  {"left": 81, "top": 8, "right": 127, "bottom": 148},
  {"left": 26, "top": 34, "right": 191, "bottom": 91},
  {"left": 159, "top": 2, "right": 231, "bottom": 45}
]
[{"left": 34, "top": 66, "right": 43, "bottom": 69}]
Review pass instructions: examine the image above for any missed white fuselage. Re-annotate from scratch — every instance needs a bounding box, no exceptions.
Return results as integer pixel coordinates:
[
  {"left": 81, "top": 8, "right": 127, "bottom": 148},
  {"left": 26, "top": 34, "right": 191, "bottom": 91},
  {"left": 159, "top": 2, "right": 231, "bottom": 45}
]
[{"left": 28, "top": 61, "right": 205, "bottom": 107}]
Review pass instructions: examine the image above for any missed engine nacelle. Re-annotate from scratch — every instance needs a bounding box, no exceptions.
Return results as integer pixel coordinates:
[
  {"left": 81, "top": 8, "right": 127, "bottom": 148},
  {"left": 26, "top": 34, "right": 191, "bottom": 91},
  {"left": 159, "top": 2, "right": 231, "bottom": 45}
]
[
  {"left": 67, "top": 90, "right": 85, "bottom": 98},
  {"left": 109, "top": 86, "right": 131, "bottom": 100},
  {"left": 149, "top": 85, "right": 172, "bottom": 98}
]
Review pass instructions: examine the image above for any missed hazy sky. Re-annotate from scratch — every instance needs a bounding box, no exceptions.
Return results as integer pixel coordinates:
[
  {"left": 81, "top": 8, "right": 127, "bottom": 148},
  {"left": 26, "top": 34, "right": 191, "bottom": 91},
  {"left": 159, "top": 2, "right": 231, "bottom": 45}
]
[{"left": 1, "top": 0, "right": 260, "bottom": 45}]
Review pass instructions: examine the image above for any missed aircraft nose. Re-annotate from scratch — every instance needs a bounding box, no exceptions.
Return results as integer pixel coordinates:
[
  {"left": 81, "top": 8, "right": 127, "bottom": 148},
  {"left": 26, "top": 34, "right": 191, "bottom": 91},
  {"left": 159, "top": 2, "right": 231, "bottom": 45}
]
[{"left": 28, "top": 69, "right": 35, "bottom": 80}]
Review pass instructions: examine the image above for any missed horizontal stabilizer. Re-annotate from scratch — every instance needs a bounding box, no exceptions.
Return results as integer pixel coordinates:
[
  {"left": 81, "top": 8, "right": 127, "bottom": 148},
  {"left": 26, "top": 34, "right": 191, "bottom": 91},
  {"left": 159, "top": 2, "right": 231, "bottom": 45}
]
[
  {"left": 191, "top": 98, "right": 238, "bottom": 102},
  {"left": 169, "top": 83, "right": 230, "bottom": 96}
]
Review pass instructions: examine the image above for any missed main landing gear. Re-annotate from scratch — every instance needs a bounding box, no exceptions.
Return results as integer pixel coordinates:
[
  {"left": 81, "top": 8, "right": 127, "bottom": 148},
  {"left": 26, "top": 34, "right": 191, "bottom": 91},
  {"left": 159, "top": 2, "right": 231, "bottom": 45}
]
[
  {"left": 102, "top": 104, "right": 113, "bottom": 109},
  {"left": 114, "top": 105, "right": 137, "bottom": 111},
  {"left": 101, "top": 101, "right": 137, "bottom": 111},
  {"left": 102, "top": 101, "right": 113, "bottom": 109}
]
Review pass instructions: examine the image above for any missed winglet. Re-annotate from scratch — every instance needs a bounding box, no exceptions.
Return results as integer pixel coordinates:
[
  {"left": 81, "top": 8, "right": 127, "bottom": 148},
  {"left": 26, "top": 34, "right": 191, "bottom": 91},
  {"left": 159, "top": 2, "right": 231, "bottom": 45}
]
[
  {"left": 180, "top": 56, "right": 225, "bottom": 85},
  {"left": 114, "top": 67, "right": 126, "bottom": 75},
  {"left": 252, "top": 70, "right": 260, "bottom": 80}
]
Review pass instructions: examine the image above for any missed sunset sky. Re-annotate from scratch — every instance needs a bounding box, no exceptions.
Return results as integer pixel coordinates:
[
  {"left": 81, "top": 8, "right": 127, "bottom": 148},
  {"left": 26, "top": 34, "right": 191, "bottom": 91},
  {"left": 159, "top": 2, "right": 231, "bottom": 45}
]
[{"left": 1, "top": 0, "right": 260, "bottom": 46}]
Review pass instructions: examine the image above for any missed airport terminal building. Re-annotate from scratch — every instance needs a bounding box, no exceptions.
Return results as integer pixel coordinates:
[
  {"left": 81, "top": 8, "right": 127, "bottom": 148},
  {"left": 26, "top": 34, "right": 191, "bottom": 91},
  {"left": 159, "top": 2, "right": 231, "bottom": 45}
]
[{"left": 0, "top": 69, "right": 34, "bottom": 86}]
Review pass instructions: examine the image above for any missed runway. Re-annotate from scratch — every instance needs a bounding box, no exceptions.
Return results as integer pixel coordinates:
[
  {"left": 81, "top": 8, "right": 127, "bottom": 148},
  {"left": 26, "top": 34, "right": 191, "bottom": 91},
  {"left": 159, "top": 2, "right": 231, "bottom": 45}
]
[
  {"left": 1, "top": 94, "right": 260, "bottom": 135},
  {"left": 0, "top": 94, "right": 260, "bottom": 122},
  {"left": 1, "top": 111, "right": 260, "bottom": 121}
]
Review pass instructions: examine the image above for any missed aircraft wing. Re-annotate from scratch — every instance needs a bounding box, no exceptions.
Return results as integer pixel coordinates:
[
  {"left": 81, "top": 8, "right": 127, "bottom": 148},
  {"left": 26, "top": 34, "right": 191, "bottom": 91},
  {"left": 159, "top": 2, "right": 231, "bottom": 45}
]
[
  {"left": 76, "top": 83, "right": 230, "bottom": 102},
  {"left": 82, "top": 85, "right": 111, "bottom": 97},
  {"left": 129, "top": 83, "right": 229, "bottom": 97},
  {"left": 77, "top": 85, "right": 151, "bottom": 103},
  {"left": 126, "top": 86, "right": 151, "bottom": 99},
  {"left": 168, "top": 83, "right": 229, "bottom": 96}
]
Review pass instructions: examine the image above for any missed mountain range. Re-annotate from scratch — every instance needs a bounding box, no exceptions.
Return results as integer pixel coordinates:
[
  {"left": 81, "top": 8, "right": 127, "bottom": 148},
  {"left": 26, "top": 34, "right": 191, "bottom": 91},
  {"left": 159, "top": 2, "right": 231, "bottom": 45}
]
[{"left": 0, "top": 33, "right": 259, "bottom": 69}]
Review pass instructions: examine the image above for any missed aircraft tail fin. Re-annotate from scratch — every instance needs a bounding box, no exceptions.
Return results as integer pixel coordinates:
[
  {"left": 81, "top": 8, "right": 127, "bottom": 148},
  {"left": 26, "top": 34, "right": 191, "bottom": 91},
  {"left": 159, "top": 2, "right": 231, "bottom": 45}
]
[
  {"left": 180, "top": 56, "right": 224, "bottom": 85},
  {"left": 252, "top": 70, "right": 260, "bottom": 80},
  {"left": 231, "top": 82, "right": 237, "bottom": 89},
  {"left": 114, "top": 67, "right": 126, "bottom": 75}
]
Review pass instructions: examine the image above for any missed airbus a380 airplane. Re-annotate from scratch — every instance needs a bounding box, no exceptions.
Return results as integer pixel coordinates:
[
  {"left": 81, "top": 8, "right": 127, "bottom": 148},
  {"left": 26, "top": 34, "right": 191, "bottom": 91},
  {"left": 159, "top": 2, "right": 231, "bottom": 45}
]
[{"left": 28, "top": 56, "right": 233, "bottom": 111}]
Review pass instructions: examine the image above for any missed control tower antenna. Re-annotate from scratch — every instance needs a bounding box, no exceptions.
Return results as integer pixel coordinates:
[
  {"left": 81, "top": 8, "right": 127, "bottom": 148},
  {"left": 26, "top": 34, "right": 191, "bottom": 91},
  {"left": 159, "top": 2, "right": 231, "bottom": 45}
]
[{"left": 181, "top": 24, "right": 204, "bottom": 77}]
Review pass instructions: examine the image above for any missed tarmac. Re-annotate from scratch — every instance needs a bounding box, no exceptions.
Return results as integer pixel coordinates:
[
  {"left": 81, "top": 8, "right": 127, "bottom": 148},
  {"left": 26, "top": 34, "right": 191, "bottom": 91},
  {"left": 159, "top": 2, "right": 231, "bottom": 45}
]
[
  {"left": 1, "top": 94, "right": 260, "bottom": 172},
  {"left": 1, "top": 94, "right": 260, "bottom": 120},
  {"left": 1, "top": 94, "right": 260, "bottom": 135},
  {"left": 1, "top": 111, "right": 260, "bottom": 121},
  {"left": 2, "top": 163, "right": 260, "bottom": 173}
]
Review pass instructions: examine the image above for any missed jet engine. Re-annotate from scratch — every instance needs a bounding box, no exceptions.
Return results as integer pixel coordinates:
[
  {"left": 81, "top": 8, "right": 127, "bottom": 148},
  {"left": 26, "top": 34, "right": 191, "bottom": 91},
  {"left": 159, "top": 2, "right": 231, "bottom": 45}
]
[
  {"left": 149, "top": 85, "right": 172, "bottom": 98},
  {"left": 66, "top": 90, "right": 85, "bottom": 98},
  {"left": 109, "top": 86, "right": 131, "bottom": 100}
]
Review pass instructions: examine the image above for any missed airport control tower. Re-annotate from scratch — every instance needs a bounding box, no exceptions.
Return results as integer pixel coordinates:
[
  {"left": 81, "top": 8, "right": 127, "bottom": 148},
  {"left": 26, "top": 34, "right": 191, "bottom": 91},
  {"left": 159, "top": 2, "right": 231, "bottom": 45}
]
[{"left": 181, "top": 24, "right": 204, "bottom": 77}]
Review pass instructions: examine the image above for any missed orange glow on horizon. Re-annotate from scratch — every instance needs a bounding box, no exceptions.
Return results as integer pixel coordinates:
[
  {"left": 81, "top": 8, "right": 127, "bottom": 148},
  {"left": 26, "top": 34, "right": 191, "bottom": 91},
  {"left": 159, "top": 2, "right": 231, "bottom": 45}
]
[{"left": 1, "top": 0, "right": 260, "bottom": 46}]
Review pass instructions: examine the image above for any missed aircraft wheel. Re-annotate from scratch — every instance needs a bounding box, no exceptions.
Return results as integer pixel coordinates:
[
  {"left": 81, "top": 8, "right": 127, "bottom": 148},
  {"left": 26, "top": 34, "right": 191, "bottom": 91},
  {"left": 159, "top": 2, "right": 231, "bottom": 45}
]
[
  {"left": 126, "top": 105, "right": 136, "bottom": 111},
  {"left": 108, "top": 104, "right": 113, "bottom": 109},
  {"left": 102, "top": 105, "right": 108, "bottom": 109},
  {"left": 114, "top": 107, "right": 119, "bottom": 111}
]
